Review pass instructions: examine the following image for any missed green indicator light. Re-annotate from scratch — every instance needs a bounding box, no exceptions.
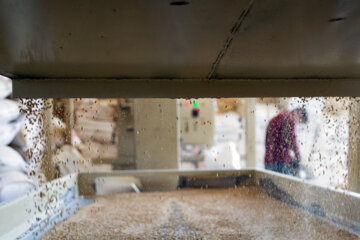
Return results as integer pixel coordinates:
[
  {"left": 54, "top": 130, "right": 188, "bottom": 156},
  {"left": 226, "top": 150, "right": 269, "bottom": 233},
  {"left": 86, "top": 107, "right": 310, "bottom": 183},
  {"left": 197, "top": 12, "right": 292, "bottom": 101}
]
[{"left": 193, "top": 102, "right": 198, "bottom": 107}]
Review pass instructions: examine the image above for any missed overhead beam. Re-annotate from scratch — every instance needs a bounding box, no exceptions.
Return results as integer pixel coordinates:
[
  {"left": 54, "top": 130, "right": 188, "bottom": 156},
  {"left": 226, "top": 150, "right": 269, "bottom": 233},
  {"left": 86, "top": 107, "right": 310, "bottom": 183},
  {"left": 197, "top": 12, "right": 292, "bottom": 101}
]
[{"left": 12, "top": 78, "right": 360, "bottom": 98}]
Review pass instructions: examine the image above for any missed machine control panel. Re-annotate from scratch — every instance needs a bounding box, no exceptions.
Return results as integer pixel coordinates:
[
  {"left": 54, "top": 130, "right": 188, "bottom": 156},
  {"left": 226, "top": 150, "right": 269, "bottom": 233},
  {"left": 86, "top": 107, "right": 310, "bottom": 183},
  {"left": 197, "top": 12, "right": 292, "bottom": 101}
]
[{"left": 179, "top": 99, "right": 214, "bottom": 146}]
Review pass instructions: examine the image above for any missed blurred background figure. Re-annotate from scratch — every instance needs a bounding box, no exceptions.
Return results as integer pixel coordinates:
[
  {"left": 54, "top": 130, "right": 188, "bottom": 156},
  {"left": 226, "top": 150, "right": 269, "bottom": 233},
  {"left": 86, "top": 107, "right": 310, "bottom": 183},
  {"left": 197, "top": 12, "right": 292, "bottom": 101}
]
[{"left": 264, "top": 108, "right": 308, "bottom": 176}]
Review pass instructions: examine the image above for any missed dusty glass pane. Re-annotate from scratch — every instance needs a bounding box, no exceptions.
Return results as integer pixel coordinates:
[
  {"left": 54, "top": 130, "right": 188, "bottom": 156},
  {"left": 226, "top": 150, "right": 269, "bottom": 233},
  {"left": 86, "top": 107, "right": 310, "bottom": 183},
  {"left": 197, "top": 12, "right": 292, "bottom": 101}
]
[{"left": 0, "top": 93, "right": 359, "bottom": 239}]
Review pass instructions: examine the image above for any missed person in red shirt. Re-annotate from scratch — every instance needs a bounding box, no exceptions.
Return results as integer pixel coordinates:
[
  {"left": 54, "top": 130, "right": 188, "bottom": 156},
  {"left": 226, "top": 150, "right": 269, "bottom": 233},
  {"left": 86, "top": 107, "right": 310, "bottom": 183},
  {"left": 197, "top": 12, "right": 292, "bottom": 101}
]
[{"left": 264, "top": 108, "right": 308, "bottom": 176}]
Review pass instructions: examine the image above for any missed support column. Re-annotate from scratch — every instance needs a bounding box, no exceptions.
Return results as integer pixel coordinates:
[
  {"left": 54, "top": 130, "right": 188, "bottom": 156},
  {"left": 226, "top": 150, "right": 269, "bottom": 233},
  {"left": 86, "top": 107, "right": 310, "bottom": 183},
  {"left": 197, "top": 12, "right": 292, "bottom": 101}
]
[
  {"left": 63, "top": 99, "right": 74, "bottom": 145},
  {"left": 116, "top": 99, "right": 136, "bottom": 169},
  {"left": 134, "top": 99, "right": 179, "bottom": 170},
  {"left": 133, "top": 99, "right": 179, "bottom": 190},
  {"left": 278, "top": 98, "right": 289, "bottom": 111},
  {"left": 245, "top": 98, "right": 256, "bottom": 168},
  {"left": 348, "top": 100, "right": 360, "bottom": 193},
  {"left": 42, "top": 98, "right": 55, "bottom": 181}
]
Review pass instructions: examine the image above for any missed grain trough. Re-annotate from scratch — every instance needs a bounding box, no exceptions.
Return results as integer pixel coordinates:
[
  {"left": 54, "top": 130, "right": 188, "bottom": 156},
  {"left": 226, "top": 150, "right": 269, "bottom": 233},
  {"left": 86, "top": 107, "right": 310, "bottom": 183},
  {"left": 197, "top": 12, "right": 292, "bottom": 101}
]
[{"left": 0, "top": 169, "right": 359, "bottom": 239}]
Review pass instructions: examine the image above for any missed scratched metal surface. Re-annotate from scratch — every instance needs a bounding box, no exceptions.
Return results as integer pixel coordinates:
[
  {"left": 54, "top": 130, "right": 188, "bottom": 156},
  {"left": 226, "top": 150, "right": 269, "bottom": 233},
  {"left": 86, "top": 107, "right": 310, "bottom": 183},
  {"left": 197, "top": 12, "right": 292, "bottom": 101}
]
[{"left": 0, "top": 0, "right": 359, "bottom": 79}]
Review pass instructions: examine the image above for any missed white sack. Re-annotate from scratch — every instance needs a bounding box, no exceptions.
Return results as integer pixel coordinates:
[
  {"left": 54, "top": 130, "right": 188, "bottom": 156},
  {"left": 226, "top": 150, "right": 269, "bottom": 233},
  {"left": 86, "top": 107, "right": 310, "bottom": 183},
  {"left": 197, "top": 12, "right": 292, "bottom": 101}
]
[
  {"left": 0, "top": 76, "right": 12, "bottom": 99},
  {"left": 0, "top": 146, "right": 27, "bottom": 173},
  {"left": 0, "top": 171, "right": 35, "bottom": 203},
  {"left": 0, "top": 99, "right": 20, "bottom": 123},
  {"left": 53, "top": 145, "right": 112, "bottom": 176},
  {"left": 0, "top": 120, "right": 22, "bottom": 145},
  {"left": 94, "top": 177, "right": 142, "bottom": 195},
  {"left": 204, "top": 142, "right": 241, "bottom": 170}
]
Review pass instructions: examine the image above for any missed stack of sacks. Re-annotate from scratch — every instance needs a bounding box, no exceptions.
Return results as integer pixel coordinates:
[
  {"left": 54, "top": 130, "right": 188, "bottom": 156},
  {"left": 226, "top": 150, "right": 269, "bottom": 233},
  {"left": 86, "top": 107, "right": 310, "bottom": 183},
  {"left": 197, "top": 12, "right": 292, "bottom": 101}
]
[
  {"left": 0, "top": 100, "right": 23, "bottom": 145},
  {"left": 53, "top": 145, "right": 112, "bottom": 176},
  {"left": 52, "top": 117, "right": 82, "bottom": 149},
  {"left": 0, "top": 76, "right": 34, "bottom": 203},
  {"left": 0, "top": 76, "right": 11, "bottom": 99},
  {"left": 77, "top": 141, "right": 118, "bottom": 159},
  {"left": 52, "top": 117, "right": 66, "bottom": 148},
  {"left": 0, "top": 147, "right": 35, "bottom": 202},
  {"left": 75, "top": 99, "right": 118, "bottom": 160}
]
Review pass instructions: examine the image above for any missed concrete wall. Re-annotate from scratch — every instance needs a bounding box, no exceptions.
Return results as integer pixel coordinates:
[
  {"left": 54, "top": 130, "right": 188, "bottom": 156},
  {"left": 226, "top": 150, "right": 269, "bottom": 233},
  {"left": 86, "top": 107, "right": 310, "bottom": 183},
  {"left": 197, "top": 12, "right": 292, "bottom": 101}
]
[
  {"left": 134, "top": 99, "right": 179, "bottom": 170},
  {"left": 348, "top": 101, "right": 360, "bottom": 193}
]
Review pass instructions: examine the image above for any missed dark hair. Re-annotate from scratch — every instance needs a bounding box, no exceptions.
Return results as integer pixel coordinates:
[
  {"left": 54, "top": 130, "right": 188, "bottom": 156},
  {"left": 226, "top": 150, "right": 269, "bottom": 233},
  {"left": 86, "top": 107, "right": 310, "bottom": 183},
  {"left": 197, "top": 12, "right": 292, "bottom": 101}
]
[{"left": 291, "top": 108, "right": 308, "bottom": 123}]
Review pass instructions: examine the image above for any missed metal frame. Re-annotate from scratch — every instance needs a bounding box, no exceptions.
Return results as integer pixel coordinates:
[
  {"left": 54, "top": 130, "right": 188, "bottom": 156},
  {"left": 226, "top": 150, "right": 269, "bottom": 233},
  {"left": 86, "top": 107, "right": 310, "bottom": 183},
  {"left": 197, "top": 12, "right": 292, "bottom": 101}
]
[{"left": 12, "top": 78, "right": 360, "bottom": 98}]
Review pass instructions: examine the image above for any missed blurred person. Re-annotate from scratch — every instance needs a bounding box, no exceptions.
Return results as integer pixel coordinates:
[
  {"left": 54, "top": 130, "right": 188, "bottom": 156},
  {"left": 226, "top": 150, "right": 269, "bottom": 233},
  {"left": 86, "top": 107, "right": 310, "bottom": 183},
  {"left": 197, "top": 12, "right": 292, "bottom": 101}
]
[{"left": 264, "top": 108, "right": 308, "bottom": 176}]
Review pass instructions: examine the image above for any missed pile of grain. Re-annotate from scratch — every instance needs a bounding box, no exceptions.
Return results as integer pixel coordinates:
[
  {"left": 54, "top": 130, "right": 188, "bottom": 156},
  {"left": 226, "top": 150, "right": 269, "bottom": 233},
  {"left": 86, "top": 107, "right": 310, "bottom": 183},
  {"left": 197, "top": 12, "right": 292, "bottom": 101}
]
[{"left": 41, "top": 187, "right": 357, "bottom": 239}]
